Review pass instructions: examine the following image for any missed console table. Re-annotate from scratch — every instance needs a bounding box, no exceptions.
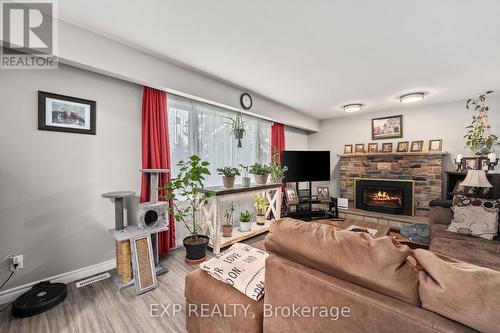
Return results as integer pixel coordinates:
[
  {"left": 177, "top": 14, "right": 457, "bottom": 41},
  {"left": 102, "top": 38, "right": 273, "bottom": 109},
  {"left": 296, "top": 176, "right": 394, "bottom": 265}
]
[{"left": 198, "top": 183, "right": 282, "bottom": 254}]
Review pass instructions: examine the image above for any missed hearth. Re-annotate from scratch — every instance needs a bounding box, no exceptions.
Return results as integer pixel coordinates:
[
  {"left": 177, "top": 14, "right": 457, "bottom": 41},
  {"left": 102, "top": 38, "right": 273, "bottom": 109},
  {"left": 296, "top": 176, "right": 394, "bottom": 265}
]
[{"left": 355, "top": 178, "right": 414, "bottom": 216}]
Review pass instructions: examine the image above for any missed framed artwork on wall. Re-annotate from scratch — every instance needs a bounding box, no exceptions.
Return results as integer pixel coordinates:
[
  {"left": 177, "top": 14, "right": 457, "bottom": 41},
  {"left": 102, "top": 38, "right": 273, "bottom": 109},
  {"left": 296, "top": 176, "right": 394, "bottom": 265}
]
[
  {"left": 371, "top": 115, "right": 403, "bottom": 140},
  {"left": 367, "top": 143, "right": 378, "bottom": 153},
  {"left": 396, "top": 141, "right": 409, "bottom": 152},
  {"left": 429, "top": 139, "right": 443, "bottom": 151},
  {"left": 38, "top": 91, "right": 96, "bottom": 135},
  {"left": 382, "top": 143, "right": 393, "bottom": 153},
  {"left": 410, "top": 140, "right": 424, "bottom": 152},
  {"left": 355, "top": 144, "right": 365, "bottom": 153},
  {"left": 344, "top": 144, "right": 353, "bottom": 154}
]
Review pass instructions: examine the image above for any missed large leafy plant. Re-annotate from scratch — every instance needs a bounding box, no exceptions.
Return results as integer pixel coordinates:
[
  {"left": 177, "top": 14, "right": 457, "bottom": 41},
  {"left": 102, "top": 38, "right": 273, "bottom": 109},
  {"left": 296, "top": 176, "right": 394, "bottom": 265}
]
[
  {"left": 269, "top": 147, "right": 288, "bottom": 183},
  {"left": 464, "top": 91, "right": 497, "bottom": 155},
  {"left": 160, "top": 155, "right": 214, "bottom": 239}
]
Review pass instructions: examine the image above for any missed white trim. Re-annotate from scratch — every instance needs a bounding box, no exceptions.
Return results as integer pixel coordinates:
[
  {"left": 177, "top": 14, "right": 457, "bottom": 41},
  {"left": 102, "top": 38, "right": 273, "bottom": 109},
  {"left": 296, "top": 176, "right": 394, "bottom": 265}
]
[{"left": 0, "top": 259, "right": 116, "bottom": 305}]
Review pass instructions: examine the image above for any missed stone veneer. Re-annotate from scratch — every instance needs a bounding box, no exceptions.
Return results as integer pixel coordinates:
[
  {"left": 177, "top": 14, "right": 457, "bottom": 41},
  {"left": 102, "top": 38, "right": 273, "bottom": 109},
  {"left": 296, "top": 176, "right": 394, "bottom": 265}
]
[{"left": 339, "top": 153, "right": 445, "bottom": 216}]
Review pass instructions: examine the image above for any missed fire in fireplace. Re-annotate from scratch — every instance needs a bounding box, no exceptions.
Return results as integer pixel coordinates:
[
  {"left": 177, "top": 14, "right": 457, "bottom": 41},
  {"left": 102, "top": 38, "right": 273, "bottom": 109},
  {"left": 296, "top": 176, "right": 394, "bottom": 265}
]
[{"left": 355, "top": 179, "right": 414, "bottom": 216}]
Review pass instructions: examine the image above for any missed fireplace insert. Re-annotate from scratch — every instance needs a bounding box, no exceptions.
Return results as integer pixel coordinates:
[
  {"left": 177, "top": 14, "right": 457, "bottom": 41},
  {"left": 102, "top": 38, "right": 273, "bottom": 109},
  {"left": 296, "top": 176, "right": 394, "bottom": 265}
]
[{"left": 355, "top": 179, "right": 414, "bottom": 216}]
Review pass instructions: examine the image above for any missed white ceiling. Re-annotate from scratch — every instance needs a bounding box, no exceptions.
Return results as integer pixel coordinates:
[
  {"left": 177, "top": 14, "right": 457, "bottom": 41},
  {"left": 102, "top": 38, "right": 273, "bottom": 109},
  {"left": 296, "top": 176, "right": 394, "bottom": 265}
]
[{"left": 59, "top": 0, "right": 500, "bottom": 120}]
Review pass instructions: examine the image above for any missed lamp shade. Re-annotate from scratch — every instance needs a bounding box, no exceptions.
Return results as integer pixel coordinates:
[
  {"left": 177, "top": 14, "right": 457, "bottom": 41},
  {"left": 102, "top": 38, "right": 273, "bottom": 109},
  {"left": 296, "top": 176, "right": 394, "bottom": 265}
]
[{"left": 461, "top": 170, "right": 493, "bottom": 188}]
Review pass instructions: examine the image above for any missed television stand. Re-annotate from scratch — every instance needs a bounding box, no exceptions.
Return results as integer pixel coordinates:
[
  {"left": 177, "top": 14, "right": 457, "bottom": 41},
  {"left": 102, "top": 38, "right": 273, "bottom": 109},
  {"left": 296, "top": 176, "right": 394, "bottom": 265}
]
[{"left": 286, "top": 181, "right": 338, "bottom": 221}]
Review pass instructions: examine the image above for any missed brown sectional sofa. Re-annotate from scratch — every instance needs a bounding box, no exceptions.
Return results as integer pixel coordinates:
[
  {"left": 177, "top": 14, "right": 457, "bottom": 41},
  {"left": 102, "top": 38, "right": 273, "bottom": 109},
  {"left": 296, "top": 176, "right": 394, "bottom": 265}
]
[
  {"left": 185, "top": 218, "right": 500, "bottom": 332},
  {"left": 429, "top": 200, "right": 500, "bottom": 270}
]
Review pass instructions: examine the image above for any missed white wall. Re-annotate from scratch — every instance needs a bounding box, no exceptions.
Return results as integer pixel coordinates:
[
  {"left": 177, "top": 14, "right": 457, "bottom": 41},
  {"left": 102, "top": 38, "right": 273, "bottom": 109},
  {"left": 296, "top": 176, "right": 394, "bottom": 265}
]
[
  {"left": 285, "top": 126, "right": 308, "bottom": 150},
  {"left": 58, "top": 21, "right": 319, "bottom": 132},
  {"left": 308, "top": 97, "right": 500, "bottom": 196},
  {"left": 0, "top": 64, "right": 142, "bottom": 289}
]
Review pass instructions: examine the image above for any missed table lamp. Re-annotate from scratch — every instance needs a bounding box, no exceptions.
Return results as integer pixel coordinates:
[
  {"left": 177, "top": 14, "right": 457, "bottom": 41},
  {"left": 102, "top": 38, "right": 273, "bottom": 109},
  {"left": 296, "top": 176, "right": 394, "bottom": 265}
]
[{"left": 460, "top": 169, "right": 493, "bottom": 197}]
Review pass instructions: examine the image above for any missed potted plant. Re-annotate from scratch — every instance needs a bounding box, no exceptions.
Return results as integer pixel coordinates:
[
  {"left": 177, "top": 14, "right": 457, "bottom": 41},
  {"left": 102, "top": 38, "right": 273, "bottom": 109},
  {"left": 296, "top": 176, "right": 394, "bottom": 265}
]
[
  {"left": 217, "top": 166, "right": 240, "bottom": 188},
  {"left": 225, "top": 113, "right": 247, "bottom": 148},
  {"left": 239, "top": 164, "right": 251, "bottom": 187},
  {"left": 160, "top": 155, "right": 214, "bottom": 265},
  {"left": 249, "top": 163, "right": 271, "bottom": 185},
  {"left": 239, "top": 210, "right": 254, "bottom": 232},
  {"left": 464, "top": 91, "right": 498, "bottom": 155},
  {"left": 269, "top": 147, "right": 288, "bottom": 183},
  {"left": 222, "top": 202, "right": 235, "bottom": 237},
  {"left": 254, "top": 194, "right": 268, "bottom": 225}
]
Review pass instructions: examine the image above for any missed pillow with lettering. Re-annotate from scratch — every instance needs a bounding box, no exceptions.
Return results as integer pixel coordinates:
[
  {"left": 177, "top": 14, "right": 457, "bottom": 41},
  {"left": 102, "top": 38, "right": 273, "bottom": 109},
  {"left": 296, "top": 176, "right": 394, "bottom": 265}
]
[{"left": 200, "top": 243, "right": 268, "bottom": 301}]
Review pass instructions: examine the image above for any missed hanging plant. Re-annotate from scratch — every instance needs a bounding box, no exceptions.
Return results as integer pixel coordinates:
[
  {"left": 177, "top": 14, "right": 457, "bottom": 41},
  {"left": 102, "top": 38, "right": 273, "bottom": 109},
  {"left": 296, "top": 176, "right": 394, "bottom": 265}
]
[
  {"left": 464, "top": 91, "right": 497, "bottom": 155},
  {"left": 224, "top": 114, "right": 247, "bottom": 148}
]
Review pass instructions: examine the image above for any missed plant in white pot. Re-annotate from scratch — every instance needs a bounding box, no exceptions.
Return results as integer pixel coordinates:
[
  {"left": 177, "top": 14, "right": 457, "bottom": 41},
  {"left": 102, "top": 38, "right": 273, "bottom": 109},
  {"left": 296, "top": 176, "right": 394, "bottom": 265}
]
[
  {"left": 217, "top": 166, "right": 240, "bottom": 188},
  {"left": 249, "top": 163, "right": 271, "bottom": 185},
  {"left": 239, "top": 210, "right": 254, "bottom": 232},
  {"left": 222, "top": 202, "right": 235, "bottom": 237},
  {"left": 254, "top": 194, "right": 268, "bottom": 225},
  {"left": 239, "top": 164, "right": 251, "bottom": 187},
  {"left": 160, "top": 155, "right": 214, "bottom": 265},
  {"left": 464, "top": 91, "right": 498, "bottom": 155},
  {"left": 225, "top": 114, "right": 247, "bottom": 148}
]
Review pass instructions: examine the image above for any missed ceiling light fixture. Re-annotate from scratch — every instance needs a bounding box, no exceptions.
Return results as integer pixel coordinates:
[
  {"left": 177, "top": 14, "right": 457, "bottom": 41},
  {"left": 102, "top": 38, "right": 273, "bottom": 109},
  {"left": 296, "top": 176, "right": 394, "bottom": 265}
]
[
  {"left": 400, "top": 93, "right": 425, "bottom": 104},
  {"left": 343, "top": 104, "right": 363, "bottom": 112}
]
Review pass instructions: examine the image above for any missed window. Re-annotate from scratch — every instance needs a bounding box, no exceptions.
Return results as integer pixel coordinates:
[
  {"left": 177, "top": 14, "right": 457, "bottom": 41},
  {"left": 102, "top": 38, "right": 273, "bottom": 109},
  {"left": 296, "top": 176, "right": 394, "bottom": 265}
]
[{"left": 168, "top": 94, "right": 271, "bottom": 186}]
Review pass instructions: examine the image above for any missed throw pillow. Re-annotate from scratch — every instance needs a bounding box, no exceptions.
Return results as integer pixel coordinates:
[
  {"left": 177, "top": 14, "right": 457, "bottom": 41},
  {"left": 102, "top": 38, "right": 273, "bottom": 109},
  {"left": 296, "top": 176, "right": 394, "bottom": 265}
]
[
  {"left": 415, "top": 249, "right": 500, "bottom": 333},
  {"left": 448, "top": 196, "right": 499, "bottom": 240},
  {"left": 200, "top": 243, "right": 268, "bottom": 301}
]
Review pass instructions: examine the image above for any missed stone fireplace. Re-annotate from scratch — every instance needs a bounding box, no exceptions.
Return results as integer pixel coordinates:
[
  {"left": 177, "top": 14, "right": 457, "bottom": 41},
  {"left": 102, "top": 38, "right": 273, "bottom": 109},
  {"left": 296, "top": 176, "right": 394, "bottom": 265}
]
[
  {"left": 355, "top": 178, "right": 414, "bottom": 216},
  {"left": 339, "top": 152, "right": 445, "bottom": 216}
]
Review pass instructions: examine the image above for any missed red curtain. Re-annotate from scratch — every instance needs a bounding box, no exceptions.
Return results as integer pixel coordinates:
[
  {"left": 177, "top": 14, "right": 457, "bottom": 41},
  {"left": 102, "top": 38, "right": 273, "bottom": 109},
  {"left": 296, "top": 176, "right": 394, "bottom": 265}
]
[
  {"left": 140, "top": 87, "right": 175, "bottom": 256},
  {"left": 271, "top": 122, "right": 285, "bottom": 164}
]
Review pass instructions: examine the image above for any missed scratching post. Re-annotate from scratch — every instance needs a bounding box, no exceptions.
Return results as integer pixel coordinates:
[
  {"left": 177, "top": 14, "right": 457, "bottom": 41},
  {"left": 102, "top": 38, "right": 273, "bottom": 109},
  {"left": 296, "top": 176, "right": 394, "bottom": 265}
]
[{"left": 102, "top": 191, "right": 135, "bottom": 230}]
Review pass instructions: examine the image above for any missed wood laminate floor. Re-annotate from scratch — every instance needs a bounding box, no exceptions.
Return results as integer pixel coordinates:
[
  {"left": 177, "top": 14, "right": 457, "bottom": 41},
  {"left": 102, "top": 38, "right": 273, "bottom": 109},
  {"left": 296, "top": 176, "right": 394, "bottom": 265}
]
[{"left": 0, "top": 234, "right": 266, "bottom": 333}]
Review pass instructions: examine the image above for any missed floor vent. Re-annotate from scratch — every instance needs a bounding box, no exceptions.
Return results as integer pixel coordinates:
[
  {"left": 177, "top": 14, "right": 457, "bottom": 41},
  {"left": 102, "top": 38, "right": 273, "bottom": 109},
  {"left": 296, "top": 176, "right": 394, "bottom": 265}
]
[{"left": 75, "top": 272, "right": 111, "bottom": 288}]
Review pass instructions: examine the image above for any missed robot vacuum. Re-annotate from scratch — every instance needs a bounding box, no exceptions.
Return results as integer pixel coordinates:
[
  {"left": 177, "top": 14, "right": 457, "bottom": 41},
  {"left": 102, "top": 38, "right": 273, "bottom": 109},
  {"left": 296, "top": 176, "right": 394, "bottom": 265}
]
[{"left": 11, "top": 281, "right": 67, "bottom": 317}]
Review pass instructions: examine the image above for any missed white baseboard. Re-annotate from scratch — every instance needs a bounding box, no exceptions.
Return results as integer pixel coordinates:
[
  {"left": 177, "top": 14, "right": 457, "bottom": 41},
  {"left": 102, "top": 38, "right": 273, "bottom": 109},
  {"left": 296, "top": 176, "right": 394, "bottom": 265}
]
[{"left": 0, "top": 259, "right": 116, "bottom": 305}]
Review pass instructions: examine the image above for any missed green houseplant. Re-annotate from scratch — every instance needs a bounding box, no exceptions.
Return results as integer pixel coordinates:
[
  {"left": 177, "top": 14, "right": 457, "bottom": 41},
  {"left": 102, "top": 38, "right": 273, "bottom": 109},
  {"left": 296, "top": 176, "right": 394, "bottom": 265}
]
[
  {"left": 216, "top": 166, "right": 240, "bottom": 188},
  {"left": 249, "top": 163, "right": 271, "bottom": 185},
  {"left": 269, "top": 147, "right": 288, "bottom": 183},
  {"left": 464, "top": 91, "right": 497, "bottom": 155},
  {"left": 239, "top": 164, "right": 251, "bottom": 187},
  {"left": 239, "top": 210, "right": 254, "bottom": 232},
  {"left": 224, "top": 114, "right": 247, "bottom": 148},
  {"left": 222, "top": 202, "right": 235, "bottom": 237},
  {"left": 160, "top": 155, "right": 214, "bottom": 264},
  {"left": 254, "top": 194, "right": 268, "bottom": 225}
]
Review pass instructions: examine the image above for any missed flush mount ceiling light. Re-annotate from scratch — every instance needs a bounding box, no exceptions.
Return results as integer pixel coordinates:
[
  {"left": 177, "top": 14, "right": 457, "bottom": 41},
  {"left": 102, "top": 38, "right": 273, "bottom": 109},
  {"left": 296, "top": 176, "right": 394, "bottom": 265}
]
[
  {"left": 343, "top": 104, "right": 363, "bottom": 112},
  {"left": 400, "top": 93, "right": 425, "bottom": 104}
]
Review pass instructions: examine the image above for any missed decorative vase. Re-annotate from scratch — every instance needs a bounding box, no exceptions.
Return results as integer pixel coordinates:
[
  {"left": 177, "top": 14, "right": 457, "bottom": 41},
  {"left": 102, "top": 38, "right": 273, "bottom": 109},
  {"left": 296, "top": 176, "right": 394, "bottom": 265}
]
[
  {"left": 256, "top": 214, "right": 266, "bottom": 225},
  {"left": 472, "top": 142, "right": 494, "bottom": 156},
  {"left": 242, "top": 176, "right": 251, "bottom": 187},
  {"left": 239, "top": 221, "right": 251, "bottom": 232},
  {"left": 183, "top": 235, "right": 209, "bottom": 265},
  {"left": 254, "top": 174, "right": 268, "bottom": 185},
  {"left": 222, "top": 225, "right": 233, "bottom": 237},
  {"left": 222, "top": 176, "right": 235, "bottom": 188}
]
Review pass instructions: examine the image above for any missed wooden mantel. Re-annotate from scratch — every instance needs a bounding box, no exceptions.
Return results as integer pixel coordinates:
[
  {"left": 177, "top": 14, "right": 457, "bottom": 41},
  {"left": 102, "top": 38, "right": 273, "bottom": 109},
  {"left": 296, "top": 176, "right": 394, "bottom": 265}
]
[{"left": 338, "top": 151, "right": 448, "bottom": 158}]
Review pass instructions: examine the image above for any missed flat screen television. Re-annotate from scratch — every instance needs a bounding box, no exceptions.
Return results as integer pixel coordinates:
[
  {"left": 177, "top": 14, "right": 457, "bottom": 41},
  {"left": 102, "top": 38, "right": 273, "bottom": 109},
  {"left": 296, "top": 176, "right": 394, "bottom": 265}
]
[{"left": 282, "top": 150, "right": 330, "bottom": 182}]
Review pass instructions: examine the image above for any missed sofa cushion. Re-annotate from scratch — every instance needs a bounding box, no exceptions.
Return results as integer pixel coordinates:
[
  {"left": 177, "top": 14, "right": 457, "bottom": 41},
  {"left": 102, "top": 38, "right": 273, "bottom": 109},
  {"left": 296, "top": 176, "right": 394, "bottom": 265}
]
[
  {"left": 415, "top": 249, "right": 500, "bottom": 333},
  {"left": 448, "top": 205, "right": 498, "bottom": 240},
  {"left": 430, "top": 224, "right": 500, "bottom": 271},
  {"left": 265, "top": 218, "right": 420, "bottom": 305}
]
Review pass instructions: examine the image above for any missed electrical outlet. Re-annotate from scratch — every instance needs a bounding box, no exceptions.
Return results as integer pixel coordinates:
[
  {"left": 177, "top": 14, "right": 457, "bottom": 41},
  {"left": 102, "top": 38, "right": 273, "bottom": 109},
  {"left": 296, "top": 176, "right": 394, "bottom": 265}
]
[{"left": 9, "top": 255, "right": 23, "bottom": 272}]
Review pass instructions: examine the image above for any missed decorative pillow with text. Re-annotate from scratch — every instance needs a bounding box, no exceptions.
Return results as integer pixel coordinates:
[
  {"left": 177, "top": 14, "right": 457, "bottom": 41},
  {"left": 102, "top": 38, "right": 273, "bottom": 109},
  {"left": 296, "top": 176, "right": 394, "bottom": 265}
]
[{"left": 200, "top": 243, "right": 268, "bottom": 301}]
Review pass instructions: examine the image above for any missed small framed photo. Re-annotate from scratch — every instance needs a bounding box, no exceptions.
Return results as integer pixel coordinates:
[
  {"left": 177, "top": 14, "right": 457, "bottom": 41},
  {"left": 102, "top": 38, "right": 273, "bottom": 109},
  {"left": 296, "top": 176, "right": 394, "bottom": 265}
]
[
  {"left": 317, "top": 186, "right": 330, "bottom": 202},
  {"left": 286, "top": 186, "right": 299, "bottom": 204},
  {"left": 38, "top": 91, "right": 96, "bottom": 135},
  {"left": 479, "top": 157, "right": 490, "bottom": 171},
  {"left": 428, "top": 139, "right": 442, "bottom": 151},
  {"left": 396, "top": 141, "right": 409, "bottom": 152},
  {"left": 344, "top": 144, "right": 353, "bottom": 154},
  {"left": 371, "top": 115, "right": 403, "bottom": 140},
  {"left": 463, "top": 157, "right": 478, "bottom": 170},
  {"left": 382, "top": 143, "right": 393, "bottom": 153},
  {"left": 410, "top": 140, "right": 424, "bottom": 152},
  {"left": 367, "top": 143, "right": 378, "bottom": 153},
  {"left": 355, "top": 144, "right": 365, "bottom": 153}
]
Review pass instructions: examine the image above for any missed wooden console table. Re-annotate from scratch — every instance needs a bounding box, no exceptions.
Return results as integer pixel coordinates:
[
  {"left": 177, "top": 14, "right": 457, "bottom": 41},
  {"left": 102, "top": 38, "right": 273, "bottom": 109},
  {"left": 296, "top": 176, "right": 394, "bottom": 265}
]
[{"left": 198, "top": 183, "right": 282, "bottom": 254}]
